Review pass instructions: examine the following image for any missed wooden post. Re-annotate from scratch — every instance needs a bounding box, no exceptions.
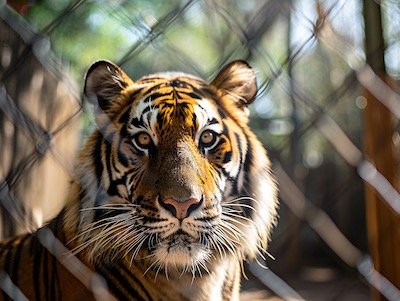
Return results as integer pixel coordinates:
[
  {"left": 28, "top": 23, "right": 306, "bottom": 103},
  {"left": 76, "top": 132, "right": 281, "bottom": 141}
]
[{"left": 362, "top": 1, "right": 400, "bottom": 300}]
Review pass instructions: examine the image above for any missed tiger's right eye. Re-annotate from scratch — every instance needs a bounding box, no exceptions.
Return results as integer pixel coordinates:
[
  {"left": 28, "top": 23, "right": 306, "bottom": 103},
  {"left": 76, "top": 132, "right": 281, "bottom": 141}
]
[
  {"left": 199, "top": 130, "right": 218, "bottom": 149},
  {"left": 133, "top": 132, "right": 152, "bottom": 149}
]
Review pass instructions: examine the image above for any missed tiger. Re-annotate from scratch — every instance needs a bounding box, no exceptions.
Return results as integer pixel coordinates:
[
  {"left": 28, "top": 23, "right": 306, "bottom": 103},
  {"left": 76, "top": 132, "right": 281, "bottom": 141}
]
[{"left": 0, "top": 60, "right": 278, "bottom": 301}]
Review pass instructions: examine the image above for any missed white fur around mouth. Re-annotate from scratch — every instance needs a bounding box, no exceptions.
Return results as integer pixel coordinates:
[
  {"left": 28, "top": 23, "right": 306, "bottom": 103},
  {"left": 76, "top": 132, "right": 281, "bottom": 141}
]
[{"left": 152, "top": 233, "right": 211, "bottom": 268}]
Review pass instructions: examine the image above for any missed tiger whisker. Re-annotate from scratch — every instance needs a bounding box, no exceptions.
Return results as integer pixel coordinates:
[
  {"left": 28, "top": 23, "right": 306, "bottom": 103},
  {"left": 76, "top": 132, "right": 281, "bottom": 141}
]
[
  {"left": 223, "top": 196, "right": 261, "bottom": 207},
  {"left": 153, "top": 250, "right": 169, "bottom": 282},
  {"left": 221, "top": 203, "right": 257, "bottom": 214},
  {"left": 79, "top": 204, "right": 139, "bottom": 211},
  {"left": 154, "top": 262, "right": 163, "bottom": 282},
  {"left": 192, "top": 262, "right": 201, "bottom": 283},
  {"left": 220, "top": 222, "right": 257, "bottom": 256},
  {"left": 221, "top": 211, "right": 257, "bottom": 226},
  {"left": 164, "top": 260, "right": 170, "bottom": 281},
  {"left": 142, "top": 253, "right": 161, "bottom": 277},
  {"left": 213, "top": 228, "right": 237, "bottom": 258},
  {"left": 218, "top": 220, "right": 244, "bottom": 240},
  {"left": 218, "top": 220, "right": 243, "bottom": 239},
  {"left": 221, "top": 214, "right": 254, "bottom": 230},
  {"left": 223, "top": 197, "right": 274, "bottom": 233},
  {"left": 70, "top": 220, "right": 134, "bottom": 255},
  {"left": 72, "top": 221, "right": 136, "bottom": 246},
  {"left": 197, "top": 257, "right": 211, "bottom": 277},
  {"left": 209, "top": 233, "right": 225, "bottom": 259},
  {"left": 128, "top": 234, "right": 148, "bottom": 265},
  {"left": 77, "top": 212, "right": 139, "bottom": 228},
  {"left": 70, "top": 216, "right": 140, "bottom": 242}
]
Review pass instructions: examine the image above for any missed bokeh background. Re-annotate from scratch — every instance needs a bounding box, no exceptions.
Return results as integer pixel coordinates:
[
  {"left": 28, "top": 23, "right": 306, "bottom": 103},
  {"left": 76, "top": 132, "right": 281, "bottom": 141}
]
[{"left": 1, "top": 0, "right": 399, "bottom": 300}]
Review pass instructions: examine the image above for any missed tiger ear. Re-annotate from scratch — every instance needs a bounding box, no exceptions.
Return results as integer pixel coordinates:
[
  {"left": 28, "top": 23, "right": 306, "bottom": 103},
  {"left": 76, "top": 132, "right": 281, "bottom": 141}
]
[
  {"left": 84, "top": 60, "right": 133, "bottom": 112},
  {"left": 211, "top": 60, "right": 257, "bottom": 106}
]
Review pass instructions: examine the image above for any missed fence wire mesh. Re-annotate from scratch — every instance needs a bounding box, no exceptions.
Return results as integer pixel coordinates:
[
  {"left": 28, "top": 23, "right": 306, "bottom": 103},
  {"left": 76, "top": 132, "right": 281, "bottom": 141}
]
[{"left": 0, "top": 0, "right": 399, "bottom": 300}]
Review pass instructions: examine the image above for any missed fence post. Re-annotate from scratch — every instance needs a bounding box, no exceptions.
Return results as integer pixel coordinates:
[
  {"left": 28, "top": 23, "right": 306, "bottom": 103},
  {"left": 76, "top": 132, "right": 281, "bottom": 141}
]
[{"left": 362, "top": 1, "right": 400, "bottom": 300}]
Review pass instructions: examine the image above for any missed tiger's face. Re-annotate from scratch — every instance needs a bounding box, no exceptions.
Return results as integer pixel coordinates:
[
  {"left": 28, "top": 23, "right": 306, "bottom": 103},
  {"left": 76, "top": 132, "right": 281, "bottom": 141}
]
[
  {"left": 73, "top": 60, "right": 278, "bottom": 273},
  {"left": 127, "top": 82, "right": 233, "bottom": 266}
]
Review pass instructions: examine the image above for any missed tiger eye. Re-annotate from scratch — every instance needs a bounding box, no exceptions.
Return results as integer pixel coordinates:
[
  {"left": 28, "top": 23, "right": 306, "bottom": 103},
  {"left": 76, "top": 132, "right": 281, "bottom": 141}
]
[
  {"left": 135, "top": 132, "right": 152, "bottom": 148},
  {"left": 200, "top": 130, "right": 216, "bottom": 146}
]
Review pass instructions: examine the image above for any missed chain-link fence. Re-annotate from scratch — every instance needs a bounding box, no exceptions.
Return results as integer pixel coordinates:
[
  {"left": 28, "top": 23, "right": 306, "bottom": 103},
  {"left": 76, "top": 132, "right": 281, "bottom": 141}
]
[{"left": 1, "top": 0, "right": 399, "bottom": 300}]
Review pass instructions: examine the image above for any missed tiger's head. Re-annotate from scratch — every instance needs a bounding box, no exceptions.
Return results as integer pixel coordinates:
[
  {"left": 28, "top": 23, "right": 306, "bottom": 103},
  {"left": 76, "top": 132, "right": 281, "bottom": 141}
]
[{"left": 69, "top": 60, "right": 278, "bottom": 273}]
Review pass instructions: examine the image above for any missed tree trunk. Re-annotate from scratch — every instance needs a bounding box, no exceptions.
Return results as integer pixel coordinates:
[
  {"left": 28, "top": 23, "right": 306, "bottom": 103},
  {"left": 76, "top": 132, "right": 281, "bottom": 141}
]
[{"left": 362, "top": 1, "right": 400, "bottom": 300}]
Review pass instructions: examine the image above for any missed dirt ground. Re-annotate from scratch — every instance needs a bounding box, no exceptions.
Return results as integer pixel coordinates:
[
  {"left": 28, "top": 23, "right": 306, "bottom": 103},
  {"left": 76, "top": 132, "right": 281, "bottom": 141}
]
[{"left": 240, "top": 266, "right": 371, "bottom": 301}]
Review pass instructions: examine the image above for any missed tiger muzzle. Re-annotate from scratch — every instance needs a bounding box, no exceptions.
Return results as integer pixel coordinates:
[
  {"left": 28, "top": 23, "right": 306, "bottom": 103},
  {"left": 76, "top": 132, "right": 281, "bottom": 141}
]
[{"left": 156, "top": 139, "right": 204, "bottom": 220}]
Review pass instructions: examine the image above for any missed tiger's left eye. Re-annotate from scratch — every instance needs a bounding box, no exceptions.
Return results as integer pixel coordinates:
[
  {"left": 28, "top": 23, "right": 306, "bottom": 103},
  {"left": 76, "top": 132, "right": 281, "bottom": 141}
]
[
  {"left": 134, "top": 132, "right": 152, "bottom": 148},
  {"left": 200, "top": 130, "right": 217, "bottom": 147}
]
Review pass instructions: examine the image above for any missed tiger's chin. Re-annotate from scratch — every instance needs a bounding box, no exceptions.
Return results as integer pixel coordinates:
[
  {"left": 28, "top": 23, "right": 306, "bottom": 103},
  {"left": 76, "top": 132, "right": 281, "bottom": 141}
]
[{"left": 151, "top": 235, "right": 212, "bottom": 271}]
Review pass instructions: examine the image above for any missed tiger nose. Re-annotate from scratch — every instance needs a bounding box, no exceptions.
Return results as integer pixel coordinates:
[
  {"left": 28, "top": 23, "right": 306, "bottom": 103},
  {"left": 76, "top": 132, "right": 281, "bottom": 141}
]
[{"left": 160, "top": 197, "right": 202, "bottom": 220}]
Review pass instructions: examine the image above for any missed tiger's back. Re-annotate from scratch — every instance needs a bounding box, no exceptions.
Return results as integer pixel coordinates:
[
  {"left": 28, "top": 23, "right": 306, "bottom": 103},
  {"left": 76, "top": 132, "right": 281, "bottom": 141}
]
[{"left": 0, "top": 60, "right": 278, "bottom": 301}]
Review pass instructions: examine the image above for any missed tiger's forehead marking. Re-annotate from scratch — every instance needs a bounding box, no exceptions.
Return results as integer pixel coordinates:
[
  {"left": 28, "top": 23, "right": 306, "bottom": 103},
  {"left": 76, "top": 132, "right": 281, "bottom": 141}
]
[{"left": 130, "top": 76, "right": 221, "bottom": 133}]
